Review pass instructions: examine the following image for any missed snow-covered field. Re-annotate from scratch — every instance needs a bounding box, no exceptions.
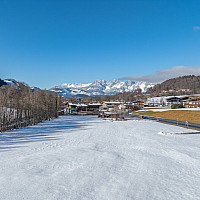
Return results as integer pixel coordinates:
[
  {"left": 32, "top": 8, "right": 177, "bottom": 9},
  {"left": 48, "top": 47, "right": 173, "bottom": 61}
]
[{"left": 0, "top": 116, "right": 200, "bottom": 200}]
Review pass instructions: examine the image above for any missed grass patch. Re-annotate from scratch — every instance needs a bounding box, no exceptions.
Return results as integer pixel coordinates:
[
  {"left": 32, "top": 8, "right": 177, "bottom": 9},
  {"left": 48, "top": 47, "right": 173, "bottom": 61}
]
[{"left": 136, "top": 110, "right": 200, "bottom": 124}]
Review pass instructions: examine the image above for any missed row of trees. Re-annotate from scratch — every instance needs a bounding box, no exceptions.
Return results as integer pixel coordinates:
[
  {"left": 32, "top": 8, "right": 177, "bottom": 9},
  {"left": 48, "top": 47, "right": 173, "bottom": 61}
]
[{"left": 0, "top": 82, "right": 62, "bottom": 132}]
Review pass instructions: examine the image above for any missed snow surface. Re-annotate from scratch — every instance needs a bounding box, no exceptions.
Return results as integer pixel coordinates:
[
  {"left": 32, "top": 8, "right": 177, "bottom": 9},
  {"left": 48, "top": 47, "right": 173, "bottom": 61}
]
[{"left": 0, "top": 116, "right": 200, "bottom": 200}]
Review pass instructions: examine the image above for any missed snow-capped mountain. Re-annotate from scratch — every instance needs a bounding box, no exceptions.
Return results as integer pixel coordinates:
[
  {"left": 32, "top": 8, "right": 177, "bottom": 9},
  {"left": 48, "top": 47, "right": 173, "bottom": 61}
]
[
  {"left": 0, "top": 78, "right": 17, "bottom": 87},
  {"left": 3, "top": 79, "right": 17, "bottom": 85},
  {"left": 50, "top": 79, "right": 154, "bottom": 97}
]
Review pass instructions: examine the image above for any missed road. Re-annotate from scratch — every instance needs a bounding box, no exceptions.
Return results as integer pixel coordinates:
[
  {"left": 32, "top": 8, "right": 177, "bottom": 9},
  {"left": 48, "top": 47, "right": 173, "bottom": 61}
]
[{"left": 131, "top": 114, "right": 200, "bottom": 131}]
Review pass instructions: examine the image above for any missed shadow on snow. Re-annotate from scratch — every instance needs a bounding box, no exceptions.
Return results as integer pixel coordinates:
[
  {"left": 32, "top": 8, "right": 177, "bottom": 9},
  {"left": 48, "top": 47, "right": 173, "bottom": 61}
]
[{"left": 0, "top": 115, "right": 98, "bottom": 152}]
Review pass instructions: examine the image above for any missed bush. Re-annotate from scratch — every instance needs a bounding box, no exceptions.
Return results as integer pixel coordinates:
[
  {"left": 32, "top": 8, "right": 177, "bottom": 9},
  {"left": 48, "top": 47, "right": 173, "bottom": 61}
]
[
  {"left": 171, "top": 103, "right": 184, "bottom": 109},
  {"left": 132, "top": 106, "right": 140, "bottom": 111}
]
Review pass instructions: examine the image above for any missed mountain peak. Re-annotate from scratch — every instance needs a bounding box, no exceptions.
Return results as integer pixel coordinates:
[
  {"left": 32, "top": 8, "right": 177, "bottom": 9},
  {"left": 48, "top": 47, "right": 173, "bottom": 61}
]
[{"left": 111, "top": 79, "right": 120, "bottom": 83}]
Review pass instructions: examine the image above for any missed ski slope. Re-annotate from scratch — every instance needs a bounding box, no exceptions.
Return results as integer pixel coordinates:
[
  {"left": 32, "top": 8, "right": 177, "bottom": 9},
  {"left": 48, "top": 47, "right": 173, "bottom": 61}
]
[{"left": 0, "top": 116, "right": 200, "bottom": 200}]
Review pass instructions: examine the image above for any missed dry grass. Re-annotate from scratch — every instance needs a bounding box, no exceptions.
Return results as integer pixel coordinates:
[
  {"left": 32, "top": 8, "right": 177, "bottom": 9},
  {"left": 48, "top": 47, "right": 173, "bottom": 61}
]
[{"left": 137, "top": 110, "right": 200, "bottom": 124}]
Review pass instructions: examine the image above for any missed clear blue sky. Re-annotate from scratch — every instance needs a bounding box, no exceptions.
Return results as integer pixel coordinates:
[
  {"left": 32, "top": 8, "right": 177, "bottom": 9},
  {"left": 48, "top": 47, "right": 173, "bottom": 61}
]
[{"left": 0, "top": 0, "right": 200, "bottom": 88}]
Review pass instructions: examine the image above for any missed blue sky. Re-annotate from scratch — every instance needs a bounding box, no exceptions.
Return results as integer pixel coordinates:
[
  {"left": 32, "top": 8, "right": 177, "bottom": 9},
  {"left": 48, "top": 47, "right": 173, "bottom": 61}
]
[{"left": 0, "top": 0, "right": 200, "bottom": 88}]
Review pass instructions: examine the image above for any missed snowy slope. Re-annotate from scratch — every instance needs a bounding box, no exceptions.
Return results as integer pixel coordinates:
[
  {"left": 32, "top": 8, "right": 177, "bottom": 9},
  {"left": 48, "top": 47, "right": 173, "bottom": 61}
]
[
  {"left": 0, "top": 78, "right": 17, "bottom": 87},
  {"left": 3, "top": 79, "right": 17, "bottom": 85},
  {"left": 0, "top": 116, "right": 200, "bottom": 200},
  {"left": 50, "top": 79, "right": 154, "bottom": 97}
]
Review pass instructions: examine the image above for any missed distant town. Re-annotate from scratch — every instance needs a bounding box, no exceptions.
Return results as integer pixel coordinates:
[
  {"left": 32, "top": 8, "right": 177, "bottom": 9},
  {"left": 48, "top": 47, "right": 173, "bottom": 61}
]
[{"left": 1, "top": 75, "right": 200, "bottom": 132}]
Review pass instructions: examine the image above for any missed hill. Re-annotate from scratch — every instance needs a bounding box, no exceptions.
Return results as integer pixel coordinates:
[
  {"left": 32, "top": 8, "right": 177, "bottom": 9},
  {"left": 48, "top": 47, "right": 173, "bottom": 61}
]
[{"left": 147, "top": 75, "right": 200, "bottom": 94}]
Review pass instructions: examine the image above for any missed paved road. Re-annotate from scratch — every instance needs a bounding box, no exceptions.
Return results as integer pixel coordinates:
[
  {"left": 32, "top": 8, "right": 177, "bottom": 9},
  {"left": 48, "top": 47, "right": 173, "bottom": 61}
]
[{"left": 131, "top": 114, "right": 200, "bottom": 131}]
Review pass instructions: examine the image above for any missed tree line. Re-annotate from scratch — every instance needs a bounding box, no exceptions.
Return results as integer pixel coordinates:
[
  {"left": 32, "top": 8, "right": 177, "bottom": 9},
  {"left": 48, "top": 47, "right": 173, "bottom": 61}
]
[
  {"left": 68, "top": 88, "right": 144, "bottom": 103},
  {"left": 0, "top": 82, "right": 62, "bottom": 132}
]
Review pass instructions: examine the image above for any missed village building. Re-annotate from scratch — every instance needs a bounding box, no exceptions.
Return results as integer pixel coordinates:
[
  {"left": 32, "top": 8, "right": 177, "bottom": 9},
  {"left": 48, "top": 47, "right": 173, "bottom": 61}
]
[
  {"left": 168, "top": 89, "right": 176, "bottom": 92},
  {"left": 184, "top": 97, "right": 200, "bottom": 108},
  {"left": 99, "top": 101, "right": 137, "bottom": 120},
  {"left": 132, "top": 100, "right": 144, "bottom": 108},
  {"left": 145, "top": 96, "right": 190, "bottom": 107},
  {"left": 101, "top": 101, "right": 136, "bottom": 111},
  {"left": 145, "top": 97, "right": 163, "bottom": 107},
  {"left": 123, "top": 102, "right": 135, "bottom": 110},
  {"left": 64, "top": 102, "right": 102, "bottom": 115},
  {"left": 165, "top": 97, "right": 182, "bottom": 106},
  {"left": 101, "top": 101, "right": 122, "bottom": 107},
  {"left": 86, "top": 102, "right": 102, "bottom": 114},
  {"left": 118, "top": 103, "right": 126, "bottom": 111},
  {"left": 161, "top": 90, "right": 168, "bottom": 93},
  {"left": 99, "top": 102, "right": 125, "bottom": 120},
  {"left": 100, "top": 102, "right": 121, "bottom": 112},
  {"left": 177, "top": 89, "right": 190, "bottom": 92},
  {"left": 98, "top": 111, "right": 125, "bottom": 121},
  {"left": 64, "top": 103, "right": 87, "bottom": 114}
]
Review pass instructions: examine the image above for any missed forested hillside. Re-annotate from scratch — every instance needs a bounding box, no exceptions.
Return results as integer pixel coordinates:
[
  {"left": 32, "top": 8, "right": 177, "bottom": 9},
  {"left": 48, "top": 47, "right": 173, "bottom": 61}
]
[
  {"left": 147, "top": 75, "right": 200, "bottom": 94},
  {"left": 0, "top": 82, "right": 62, "bottom": 132}
]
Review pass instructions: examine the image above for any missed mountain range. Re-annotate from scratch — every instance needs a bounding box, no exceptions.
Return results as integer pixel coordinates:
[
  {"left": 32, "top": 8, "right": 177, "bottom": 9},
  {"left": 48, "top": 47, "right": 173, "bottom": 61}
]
[{"left": 50, "top": 79, "right": 154, "bottom": 97}]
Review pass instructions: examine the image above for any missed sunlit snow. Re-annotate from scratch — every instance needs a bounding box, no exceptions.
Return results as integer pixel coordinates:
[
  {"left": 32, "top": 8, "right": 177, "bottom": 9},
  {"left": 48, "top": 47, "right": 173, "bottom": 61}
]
[{"left": 0, "top": 116, "right": 200, "bottom": 200}]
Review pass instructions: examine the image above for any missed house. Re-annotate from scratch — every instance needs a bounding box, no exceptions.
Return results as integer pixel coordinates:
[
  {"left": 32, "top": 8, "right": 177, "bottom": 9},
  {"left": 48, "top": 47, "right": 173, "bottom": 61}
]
[
  {"left": 99, "top": 111, "right": 125, "bottom": 121},
  {"left": 166, "top": 97, "right": 181, "bottom": 106},
  {"left": 101, "top": 101, "right": 135, "bottom": 112},
  {"left": 65, "top": 103, "right": 77, "bottom": 114},
  {"left": 86, "top": 102, "right": 102, "bottom": 114},
  {"left": 65, "top": 103, "right": 88, "bottom": 114},
  {"left": 118, "top": 103, "right": 126, "bottom": 111},
  {"left": 65, "top": 102, "right": 102, "bottom": 115},
  {"left": 101, "top": 101, "right": 140, "bottom": 111},
  {"left": 124, "top": 102, "right": 134, "bottom": 110},
  {"left": 99, "top": 102, "right": 127, "bottom": 120},
  {"left": 166, "top": 96, "right": 190, "bottom": 107},
  {"left": 145, "top": 97, "right": 164, "bottom": 107},
  {"left": 168, "top": 89, "right": 176, "bottom": 92},
  {"left": 132, "top": 100, "right": 144, "bottom": 108},
  {"left": 87, "top": 102, "right": 102, "bottom": 110},
  {"left": 177, "top": 89, "right": 190, "bottom": 92},
  {"left": 184, "top": 97, "right": 200, "bottom": 108},
  {"left": 161, "top": 90, "right": 168, "bottom": 93},
  {"left": 101, "top": 101, "right": 122, "bottom": 107},
  {"left": 100, "top": 102, "right": 121, "bottom": 112}
]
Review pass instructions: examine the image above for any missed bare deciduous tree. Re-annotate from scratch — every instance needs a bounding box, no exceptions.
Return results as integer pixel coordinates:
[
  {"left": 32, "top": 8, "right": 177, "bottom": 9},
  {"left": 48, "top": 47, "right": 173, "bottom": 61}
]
[{"left": 0, "top": 82, "right": 62, "bottom": 132}]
